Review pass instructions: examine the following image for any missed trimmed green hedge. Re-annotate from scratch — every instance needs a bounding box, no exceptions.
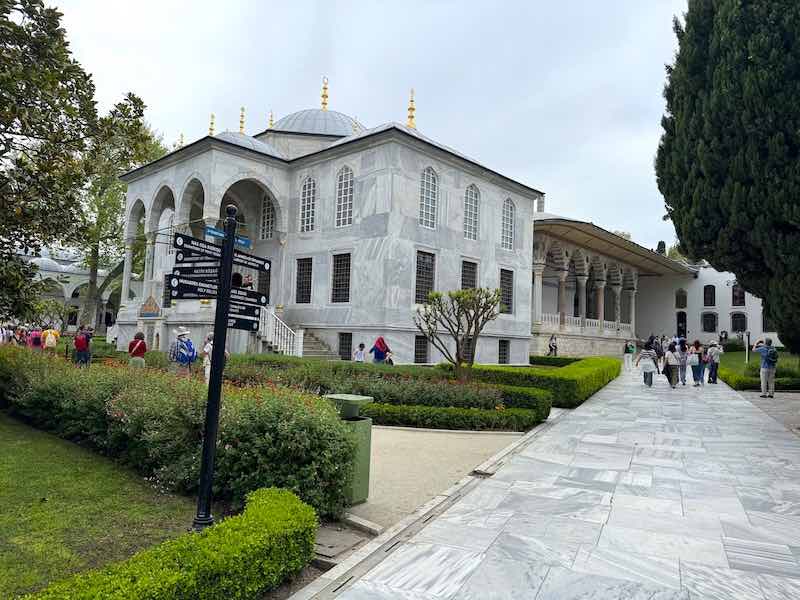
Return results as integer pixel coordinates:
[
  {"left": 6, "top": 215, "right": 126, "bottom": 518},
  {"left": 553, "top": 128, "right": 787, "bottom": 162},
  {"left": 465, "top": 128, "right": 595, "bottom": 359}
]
[
  {"left": 497, "top": 384, "right": 553, "bottom": 410},
  {"left": 28, "top": 488, "right": 316, "bottom": 600},
  {"left": 718, "top": 367, "right": 800, "bottom": 391},
  {"left": 466, "top": 357, "right": 621, "bottom": 409},
  {"left": 0, "top": 347, "right": 355, "bottom": 518},
  {"left": 528, "top": 356, "right": 579, "bottom": 367},
  {"left": 361, "top": 402, "right": 549, "bottom": 431}
]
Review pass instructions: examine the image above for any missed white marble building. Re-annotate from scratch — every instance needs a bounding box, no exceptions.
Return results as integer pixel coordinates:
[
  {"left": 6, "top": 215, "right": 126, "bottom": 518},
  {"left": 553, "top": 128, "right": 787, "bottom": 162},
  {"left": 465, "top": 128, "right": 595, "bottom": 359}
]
[{"left": 114, "top": 83, "right": 779, "bottom": 361}]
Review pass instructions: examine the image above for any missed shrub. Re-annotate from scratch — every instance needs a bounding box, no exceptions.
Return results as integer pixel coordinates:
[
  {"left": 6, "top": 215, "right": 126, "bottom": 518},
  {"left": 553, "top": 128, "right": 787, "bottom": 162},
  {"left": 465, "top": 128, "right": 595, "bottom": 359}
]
[
  {"left": 0, "top": 346, "right": 355, "bottom": 519},
  {"left": 142, "top": 350, "right": 170, "bottom": 370},
  {"left": 497, "top": 384, "right": 553, "bottom": 412},
  {"left": 722, "top": 341, "right": 745, "bottom": 353},
  {"left": 529, "top": 356, "right": 579, "bottom": 367},
  {"left": 718, "top": 367, "right": 800, "bottom": 391},
  {"left": 361, "top": 403, "right": 546, "bottom": 431},
  {"left": 28, "top": 488, "right": 317, "bottom": 600},
  {"left": 744, "top": 361, "right": 800, "bottom": 379},
  {"left": 464, "top": 357, "right": 621, "bottom": 409}
]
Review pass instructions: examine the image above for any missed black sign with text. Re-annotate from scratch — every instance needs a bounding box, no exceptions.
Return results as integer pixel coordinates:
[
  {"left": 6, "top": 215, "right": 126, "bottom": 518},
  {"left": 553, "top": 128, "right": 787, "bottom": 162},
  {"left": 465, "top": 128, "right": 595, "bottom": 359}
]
[{"left": 227, "top": 316, "right": 260, "bottom": 331}]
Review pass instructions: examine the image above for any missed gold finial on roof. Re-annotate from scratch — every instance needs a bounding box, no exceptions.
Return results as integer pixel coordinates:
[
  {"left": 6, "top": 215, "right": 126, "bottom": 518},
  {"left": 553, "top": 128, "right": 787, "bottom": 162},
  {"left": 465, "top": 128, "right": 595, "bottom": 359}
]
[
  {"left": 268, "top": 110, "right": 274, "bottom": 128},
  {"left": 239, "top": 106, "right": 245, "bottom": 134},
  {"left": 407, "top": 88, "right": 416, "bottom": 129},
  {"left": 178, "top": 132, "right": 185, "bottom": 147},
  {"left": 209, "top": 113, "right": 215, "bottom": 136},
  {"left": 321, "top": 76, "right": 329, "bottom": 111}
]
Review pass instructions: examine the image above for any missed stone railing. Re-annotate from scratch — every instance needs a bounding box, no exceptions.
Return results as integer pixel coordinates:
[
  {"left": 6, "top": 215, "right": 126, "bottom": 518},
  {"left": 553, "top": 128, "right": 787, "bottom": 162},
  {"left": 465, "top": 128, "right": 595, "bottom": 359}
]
[{"left": 542, "top": 312, "right": 560, "bottom": 328}]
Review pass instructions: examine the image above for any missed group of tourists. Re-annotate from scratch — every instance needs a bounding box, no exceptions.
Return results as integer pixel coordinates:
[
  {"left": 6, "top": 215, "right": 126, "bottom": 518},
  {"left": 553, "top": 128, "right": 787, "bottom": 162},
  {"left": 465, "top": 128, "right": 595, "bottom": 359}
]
[
  {"left": 0, "top": 323, "right": 92, "bottom": 365},
  {"left": 630, "top": 334, "right": 724, "bottom": 389}
]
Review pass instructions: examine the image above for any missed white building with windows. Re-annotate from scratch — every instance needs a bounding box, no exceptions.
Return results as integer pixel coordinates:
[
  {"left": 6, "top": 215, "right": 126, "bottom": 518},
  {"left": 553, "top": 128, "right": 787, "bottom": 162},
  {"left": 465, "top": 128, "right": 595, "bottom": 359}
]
[{"left": 113, "top": 82, "right": 779, "bottom": 361}]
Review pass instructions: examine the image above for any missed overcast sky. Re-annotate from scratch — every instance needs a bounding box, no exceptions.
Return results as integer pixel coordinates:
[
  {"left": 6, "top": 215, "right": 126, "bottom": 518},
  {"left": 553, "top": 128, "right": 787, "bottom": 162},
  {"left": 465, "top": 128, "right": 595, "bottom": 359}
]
[{"left": 58, "top": 0, "right": 687, "bottom": 250}]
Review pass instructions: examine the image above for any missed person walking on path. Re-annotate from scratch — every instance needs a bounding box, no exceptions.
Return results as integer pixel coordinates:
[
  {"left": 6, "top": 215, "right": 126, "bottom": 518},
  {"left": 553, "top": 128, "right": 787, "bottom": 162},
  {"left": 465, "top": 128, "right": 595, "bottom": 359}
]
[
  {"left": 706, "top": 340, "right": 723, "bottom": 384},
  {"left": 41, "top": 326, "right": 60, "bottom": 354},
  {"left": 201, "top": 332, "right": 229, "bottom": 385},
  {"left": 653, "top": 336, "right": 664, "bottom": 374},
  {"left": 753, "top": 337, "right": 778, "bottom": 398},
  {"left": 128, "top": 332, "right": 147, "bottom": 368},
  {"left": 11, "top": 327, "right": 26, "bottom": 346},
  {"left": 352, "top": 343, "right": 366, "bottom": 363},
  {"left": 636, "top": 341, "right": 659, "bottom": 387},
  {"left": 623, "top": 340, "right": 636, "bottom": 371},
  {"left": 27, "top": 327, "right": 43, "bottom": 352},
  {"left": 677, "top": 339, "right": 689, "bottom": 386},
  {"left": 546, "top": 335, "right": 558, "bottom": 357},
  {"left": 73, "top": 326, "right": 91, "bottom": 367},
  {"left": 168, "top": 327, "right": 197, "bottom": 377},
  {"left": 664, "top": 342, "right": 680, "bottom": 388},
  {"left": 688, "top": 340, "right": 705, "bottom": 386},
  {"left": 369, "top": 336, "right": 391, "bottom": 364}
]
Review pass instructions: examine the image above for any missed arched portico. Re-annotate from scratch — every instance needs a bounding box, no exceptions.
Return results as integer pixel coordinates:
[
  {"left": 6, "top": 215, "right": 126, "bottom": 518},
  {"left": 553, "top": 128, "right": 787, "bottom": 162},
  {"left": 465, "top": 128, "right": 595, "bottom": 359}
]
[{"left": 121, "top": 198, "right": 146, "bottom": 307}]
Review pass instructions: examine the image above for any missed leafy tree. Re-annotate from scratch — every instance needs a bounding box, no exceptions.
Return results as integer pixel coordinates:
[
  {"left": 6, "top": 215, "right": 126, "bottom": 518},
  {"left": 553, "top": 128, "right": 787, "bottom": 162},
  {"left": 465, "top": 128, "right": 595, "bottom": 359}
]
[
  {"left": 613, "top": 230, "right": 632, "bottom": 240},
  {"left": 77, "top": 121, "right": 166, "bottom": 327},
  {"left": 656, "top": 1, "right": 800, "bottom": 351},
  {"left": 413, "top": 288, "right": 501, "bottom": 381},
  {"left": 667, "top": 241, "right": 687, "bottom": 262}
]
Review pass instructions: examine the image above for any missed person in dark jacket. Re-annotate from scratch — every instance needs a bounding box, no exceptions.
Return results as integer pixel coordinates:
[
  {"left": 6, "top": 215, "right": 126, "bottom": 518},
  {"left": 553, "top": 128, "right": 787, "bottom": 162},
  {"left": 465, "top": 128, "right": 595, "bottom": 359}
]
[{"left": 369, "top": 336, "right": 391, "bottom": 364}]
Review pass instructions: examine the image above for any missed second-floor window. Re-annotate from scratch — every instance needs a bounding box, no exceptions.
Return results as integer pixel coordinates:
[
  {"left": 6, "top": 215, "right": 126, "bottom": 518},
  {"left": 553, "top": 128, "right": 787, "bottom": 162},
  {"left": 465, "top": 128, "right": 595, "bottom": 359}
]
[
  {"left": 732, "top": 284, "right": 746, "bottom": 307},
  {"left": 463, "top": 185, "right": 479, "bottom": 240},
  {"left": 300, "top": 177, "right": 316, "bottom": 232},
  {"left": 335, "top": 167, "right": 354, "bottom": 227},
  {"left": 418, "top": 167, "right": 438, "bottom": 229},
  {"left": 501, "top": 198, "right": 515, "bottom": 250}
]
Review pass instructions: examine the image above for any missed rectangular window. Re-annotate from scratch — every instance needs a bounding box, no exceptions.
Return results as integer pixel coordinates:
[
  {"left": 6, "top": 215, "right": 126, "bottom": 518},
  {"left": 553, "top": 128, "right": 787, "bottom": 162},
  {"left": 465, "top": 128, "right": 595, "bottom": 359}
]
[
  {"left": 498, "top": 339, "right": 510, "bottom": 364},
  {"left": 500, "top": 269, "right": 514, "bottom": 313},
  {"left": 461, "top": 260, "right": 477, "bottom": 290},
  {"left": 463, "top": 336, "right": 475, "bottom": 363},
  {"left": 258, "top": 267, "right": 271, "bottom": 305},
  {"left": 702, "top": 312, "right": 717, "bottom": 333},
  {"left": 732, "top": 284, "right": 746, "bottom": 307},
  {"left": 338, "top": 332, "right": 353, "bottom": 361},
  {"left": 415, "top": 251, "right": 435, "bottom": 304},
  {"left": 295, "top": 257, "right": 313, "bottom": 304},
  {"left": 414, "top": 335, "right": 429, "bottom": 364},
  {"left": 331, "top": 253, "right": 351, "bottom": 303}
]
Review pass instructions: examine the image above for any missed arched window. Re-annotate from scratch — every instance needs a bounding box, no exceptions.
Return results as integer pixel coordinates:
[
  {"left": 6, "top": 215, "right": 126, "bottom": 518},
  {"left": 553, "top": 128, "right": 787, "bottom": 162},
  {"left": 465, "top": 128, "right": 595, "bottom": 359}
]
[
  {"left": 675, "top": 289, "right": 687, "bottom": 309},
  {"left": 703, "top": 284, "right": 716, "bottom": 307},
  {"left": 732, "top": 284, "right": 746, "bottom": 307},
  {"left": 501, "top": 198, "right": 515, "bottom": 250},
  {"left": 463, "top": 185, "right": 479, "bottom": 240},
  {"left": 418, "top": 167, "right": 438, "bottom": 229},
  {"left": 335, "top": 166, "right": 354, "bottom": 228},
  {"left": 702, "top": 312, "right": 718, "bottom": 333},
  {"left": 260, "top": 196, "right": 275, "bottom": 240},
  {"left": 299, "top": 177, "right": 316, "bottom": 232},
  {"left": 731, "top": 312, "right": 747, "bottom": 332}
]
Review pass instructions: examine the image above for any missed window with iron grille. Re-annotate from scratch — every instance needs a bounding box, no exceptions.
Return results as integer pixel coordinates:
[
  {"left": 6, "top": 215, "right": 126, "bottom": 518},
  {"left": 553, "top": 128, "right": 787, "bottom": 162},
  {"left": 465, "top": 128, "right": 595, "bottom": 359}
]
[
  {"left": 418, "top": 167, "right": 438, "bottom": 229},
  {"left": 335, "top": 167, "right": 354, "bottom": 227},
  {"left": 295, "top": 257, "right": 312, "bottom": 303},
  {"left": 415, "top": 251, "right": 435, "bottom": 304},
  {"left": 331, "top": 253, "right": 351, "bottom": 303},
  {"left": 731, "top": 312, "right": 747, "bottom": 332},
  {"left": 414, "top": 335, "right": 429, "bottom": 364},
  {"left": 463, "top": 336, "right": 475, "bottom": 363},
  {"left": 498, "top": 339, "right": 510, "bottom": 364},
  {"left": 501, "top": 198, "right": 515, "bottom": 250},
  {"left": 675, "top": 289, "right": 687, "bottom": 309},
  {"left": 338, "top": 332, "right": 353, "bottom": 361},
  {"left": 463, "top": 185, "right": 479, "bottom": 240},
  {"left": 732, "top": 284, "right": 746, "bottom": 307},
  {"left": 702, "top": 312, "right": 717, "bottom": 333},
  {"left": 300, "top": 177, "right": 316, "bottom": 232},
  {"left": 703, "top": 284, "right": 716, "bottom": 307},
  {"left": 500, "top": 269, "right": 514, "bottom": 313},
  {"left": 260, "top": 196, "right": 275, "bottom": 240},
  {"left": 461, "top": 260, "right": 477, "bottom": 290},
  {"left": 258, "top": 266, "right": 271, "bottom": 304}
]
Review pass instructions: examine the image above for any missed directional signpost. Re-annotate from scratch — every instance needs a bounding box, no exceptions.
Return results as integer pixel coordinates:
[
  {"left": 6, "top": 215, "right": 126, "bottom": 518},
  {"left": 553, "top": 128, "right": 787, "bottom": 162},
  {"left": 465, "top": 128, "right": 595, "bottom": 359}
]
[{"left": 171, "top": 264, "right": 220, "bottom": 282}]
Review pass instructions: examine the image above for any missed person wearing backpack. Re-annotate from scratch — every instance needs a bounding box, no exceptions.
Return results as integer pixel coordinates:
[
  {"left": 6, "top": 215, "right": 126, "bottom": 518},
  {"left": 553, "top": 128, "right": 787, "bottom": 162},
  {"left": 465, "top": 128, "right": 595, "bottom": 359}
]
[
  {"left": 73, "top": 326, "right": 90, "bottom": 367},
  {"left": 753, "top": 338, "right": 779, "bottom": 398},
  {"left": 169, "top": 327, "right": 197, "bottom": 377}
]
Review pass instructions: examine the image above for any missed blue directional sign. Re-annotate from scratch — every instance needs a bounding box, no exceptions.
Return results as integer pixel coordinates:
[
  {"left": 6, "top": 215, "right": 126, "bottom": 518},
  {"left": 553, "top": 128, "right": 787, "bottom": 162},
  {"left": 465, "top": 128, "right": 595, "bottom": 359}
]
[
  {"left": 204, "top": 226, "right": 225, "bottom": 239},
  {"left": 235, "top": 235, "right": 251, "bottom": 249}
]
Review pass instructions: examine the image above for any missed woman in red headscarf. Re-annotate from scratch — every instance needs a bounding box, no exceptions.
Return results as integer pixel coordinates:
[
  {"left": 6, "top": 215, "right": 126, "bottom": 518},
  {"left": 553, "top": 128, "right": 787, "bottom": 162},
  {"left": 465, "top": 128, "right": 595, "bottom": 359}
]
[{"left": 369, "top": 336, "right": 391, "bottom": 364}]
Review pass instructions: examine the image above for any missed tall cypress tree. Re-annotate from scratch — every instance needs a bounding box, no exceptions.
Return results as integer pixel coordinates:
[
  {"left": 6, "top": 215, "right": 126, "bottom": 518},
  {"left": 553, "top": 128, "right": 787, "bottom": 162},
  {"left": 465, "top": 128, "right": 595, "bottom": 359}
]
[{"left": 656, "top": 0, "right": 800, "bottom": 351}]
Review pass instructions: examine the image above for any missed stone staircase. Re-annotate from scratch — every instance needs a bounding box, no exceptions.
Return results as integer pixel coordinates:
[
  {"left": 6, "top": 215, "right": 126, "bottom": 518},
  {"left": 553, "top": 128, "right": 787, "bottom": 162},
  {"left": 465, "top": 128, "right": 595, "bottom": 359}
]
[{"left": 299, "top": 330, "right": 341, "bottom": 360}]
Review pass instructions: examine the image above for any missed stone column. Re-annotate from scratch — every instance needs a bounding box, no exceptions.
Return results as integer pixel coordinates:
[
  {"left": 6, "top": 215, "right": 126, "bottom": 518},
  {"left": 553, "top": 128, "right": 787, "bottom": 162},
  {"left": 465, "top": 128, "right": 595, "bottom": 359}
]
[
  {"left": 576, "top": 275, "right": 588, "bottom": 328},
  {"left": 612, "top": 284, "right": 622, "bottom": 332},
  {"left": 557, "top": 271, "right": 568, "bottom": 329},
  {"left": 626, "top": 289, "right": 637, "bottom": 338},
  {"left": 532, "top": 263, "right": 545, "bottom": 326},
  {"left": 143, "top": 232, "right": 156, "bottom": 299},
  {"left": 595, "top": 280, "right": 606, "bottom": 324},
  {"left": 120, "top": 244, "right": 133, "bottom": 308}
]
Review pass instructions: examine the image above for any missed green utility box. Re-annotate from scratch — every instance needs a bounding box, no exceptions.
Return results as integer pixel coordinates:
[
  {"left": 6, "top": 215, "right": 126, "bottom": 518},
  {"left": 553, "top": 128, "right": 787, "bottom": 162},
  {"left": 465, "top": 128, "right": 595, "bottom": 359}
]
[{"left": 324, "top": 394, "right": 373, "bottom": 505}]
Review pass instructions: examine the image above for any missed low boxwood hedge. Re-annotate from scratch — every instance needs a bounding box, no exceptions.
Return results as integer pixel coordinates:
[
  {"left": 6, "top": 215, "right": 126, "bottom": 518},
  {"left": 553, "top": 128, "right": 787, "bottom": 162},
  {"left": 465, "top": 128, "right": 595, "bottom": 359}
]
[
  {"left": 497, "top": 384, "right": 553, "bottom": 410},
  {"left": 528, "top": 356, "right": 579, "bottom": 367},
  {"left": 466, "top": 357, "right": 621, "bottom": 409},
  {"left": 0, "top": 346, "right": 355, "bottom": 519},
  {"left": 718, "top": 367, "right": 800, "bottom": 391},
  {"left": 361, "top": 403, "right": 548, "bottom": 431},
  {"left": 28, "top": 487, "right": 316, "bottom": 600}
]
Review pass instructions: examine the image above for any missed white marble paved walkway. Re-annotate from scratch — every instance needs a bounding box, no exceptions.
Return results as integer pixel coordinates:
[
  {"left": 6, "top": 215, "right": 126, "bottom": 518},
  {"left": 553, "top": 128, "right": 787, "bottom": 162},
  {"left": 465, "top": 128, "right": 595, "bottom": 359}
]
[{"left": 337, "top": 368, "right": 800, "bottom": 599}]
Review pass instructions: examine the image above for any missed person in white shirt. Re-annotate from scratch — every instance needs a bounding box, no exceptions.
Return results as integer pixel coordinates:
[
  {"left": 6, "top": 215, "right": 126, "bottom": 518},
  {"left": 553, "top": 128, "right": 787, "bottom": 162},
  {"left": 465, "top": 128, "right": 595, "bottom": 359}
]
[
  {"left": 352, "top": 343, "right": 366, "bottom": 362},
  {"left": 202, "top": 333, "right": 229, "bottom": 385}
]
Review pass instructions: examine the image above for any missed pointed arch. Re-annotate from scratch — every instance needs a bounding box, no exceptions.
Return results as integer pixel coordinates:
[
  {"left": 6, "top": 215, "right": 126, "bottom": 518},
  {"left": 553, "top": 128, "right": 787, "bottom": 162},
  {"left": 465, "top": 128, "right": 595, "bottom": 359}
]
[
  {"left": 335, "top": 166, "right": 354, "bottom": 227},
  {"left": 418, "top": 167, "right": 438, "bottom": 229},
  {"left": 463, "top": 184, "right": 480, "bottom": 240},
  {"left": 300, "top": 176, "right": 316, "bottom": 232},
  {"left": 501, "top": 198, "right": 515, "bottom": 249}
]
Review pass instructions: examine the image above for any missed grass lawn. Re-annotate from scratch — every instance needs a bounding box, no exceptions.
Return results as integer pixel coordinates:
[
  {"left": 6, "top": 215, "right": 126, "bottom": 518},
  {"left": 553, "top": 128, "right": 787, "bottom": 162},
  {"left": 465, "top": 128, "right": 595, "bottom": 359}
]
[
  {"left": 0, "top": 413, "right": 194, "bottom": 598},
  {"left": 721, "top": 351, "right": 800, "bottom": 375}
]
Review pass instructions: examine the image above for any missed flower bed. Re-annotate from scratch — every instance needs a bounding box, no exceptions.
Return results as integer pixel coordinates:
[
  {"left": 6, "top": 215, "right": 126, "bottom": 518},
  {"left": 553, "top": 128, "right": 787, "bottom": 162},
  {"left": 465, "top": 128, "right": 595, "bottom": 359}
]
[
  {"left": 0, "top": 346, "right": 355, "bottom": 519},
  {"left": 28, "top": 488, "right": 316, "bottom": 600}
]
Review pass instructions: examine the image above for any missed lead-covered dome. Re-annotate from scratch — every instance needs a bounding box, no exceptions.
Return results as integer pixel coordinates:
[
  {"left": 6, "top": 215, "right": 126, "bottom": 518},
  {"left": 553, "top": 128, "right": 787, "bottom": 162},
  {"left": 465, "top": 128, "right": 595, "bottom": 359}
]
[{"left": 273, "top": 109, "right": 363, "bottom": 137}]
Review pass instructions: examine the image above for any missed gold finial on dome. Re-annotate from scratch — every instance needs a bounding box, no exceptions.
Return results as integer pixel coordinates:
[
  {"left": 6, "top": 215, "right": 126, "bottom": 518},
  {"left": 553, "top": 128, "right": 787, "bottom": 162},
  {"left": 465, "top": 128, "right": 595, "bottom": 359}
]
[
  {"left": 321, "top": 76, "right": 329, "bottom": 111},
  {"left": 407, "top": 88, "right": 416, "bottom": 129},
  {"left": 178, "top": 132, "right": 185, "bottom": 147},
  {"left": 268, "top": 110, "right": 274, "bottom": 128},
  {"left": 239, "top": 106, "right": 245, "bottom": 134},
  {"left": 209, "top": 113, "right": 215, "bottom": 136}
]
